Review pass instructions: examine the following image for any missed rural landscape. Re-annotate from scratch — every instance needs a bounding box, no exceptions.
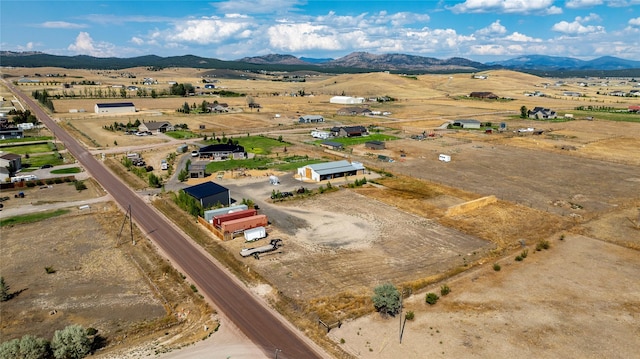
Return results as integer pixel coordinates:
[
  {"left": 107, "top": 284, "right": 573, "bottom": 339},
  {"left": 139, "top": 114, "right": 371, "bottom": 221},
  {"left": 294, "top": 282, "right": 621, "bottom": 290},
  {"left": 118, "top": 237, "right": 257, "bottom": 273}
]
[{"left": 1, "top": 55, "right": 639, "bottom": 359}]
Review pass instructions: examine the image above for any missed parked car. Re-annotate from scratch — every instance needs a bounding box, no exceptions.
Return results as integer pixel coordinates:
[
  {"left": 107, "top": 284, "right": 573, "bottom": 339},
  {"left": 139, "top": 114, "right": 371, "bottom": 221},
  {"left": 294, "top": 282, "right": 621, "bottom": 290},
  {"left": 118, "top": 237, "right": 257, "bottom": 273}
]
[
  {"left": 191, "top": 150, "right": 199, "bottom": 157},
  {"left": 40, "top": 164, "right": 53, "bottom": 169}
]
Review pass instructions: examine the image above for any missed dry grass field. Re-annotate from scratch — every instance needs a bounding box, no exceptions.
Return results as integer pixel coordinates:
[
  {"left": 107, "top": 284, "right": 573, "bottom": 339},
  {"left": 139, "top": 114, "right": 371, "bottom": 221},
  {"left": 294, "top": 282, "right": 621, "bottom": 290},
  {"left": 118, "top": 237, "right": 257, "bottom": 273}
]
[{"left": 2, "top": 65, "right": 639, "bottom": 358}]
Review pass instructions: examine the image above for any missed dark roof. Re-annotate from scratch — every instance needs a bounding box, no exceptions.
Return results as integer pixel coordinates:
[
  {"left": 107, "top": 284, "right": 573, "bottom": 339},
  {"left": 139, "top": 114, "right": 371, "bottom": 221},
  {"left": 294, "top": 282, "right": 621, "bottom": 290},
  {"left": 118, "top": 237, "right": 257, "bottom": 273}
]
[
  {"left": 96, "top": 102, "right": 135, "bottom": 108},
  {"left": 0, "top": 153, "right": 21, "bottom": 160},
  {"left": 365, "top": 140, "right": 385, "bottom": 145},
  {"left": 321, "top": 140, "right": 343, "bottom": 148},
  {"left": 199, "top": 143, "right": 245, "bottom": 153},
  {"left": 141, "top": 121, "right": 171, "bottom": 130},
  {"left": 183, "top": 182, "right": 228, "bottom": 199}
]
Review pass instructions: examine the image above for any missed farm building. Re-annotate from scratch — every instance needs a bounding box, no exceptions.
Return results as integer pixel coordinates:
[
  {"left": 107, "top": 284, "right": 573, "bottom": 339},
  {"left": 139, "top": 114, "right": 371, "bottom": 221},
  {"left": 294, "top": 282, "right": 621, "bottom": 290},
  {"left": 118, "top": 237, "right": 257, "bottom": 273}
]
[
  {"left": 0, "top": 127, "right": 23, "bottom": 140},
  {"left": 188, "top": 161, "right": 208, "bottom": 178},
  {"left": 204, "top": 204, "right": 249, "bottom": 223},
  {"left": 138, "top": 121, "right": 173, "bottom": 133},
  {"left": 337, "top": 107, "right": 372, "bottom": 116},
  {"left": 469, "top": 92, "right": 498, "bottom": 99},
  {"left": 297, "top": 160, "right": 365, "bottom": 182},
  {"left": 330, "top": 96, "right": 365, "bottom": 104},
  {"left": 330, "top": 126, "right": 368, "bottom": 137},
  {"left": 528, "top": 107, "right": 557, "bottom": 119},
  {"left": 453, "top": 119, "right": 482, "bottom": 129},
  {"left": 183, "top": 181, "right": 230, "bottom": 208},
  {"left": 319, "top": 140, "right": 344, "bottom": 150},
  {"left": 365, "top": 140, "right": 386, "bottom": 150},
  {"left": 299, "top": 115, "right": 324, "bottom": 123},
  {"left": 94, "top": 102, "right": 136, "bottom": 114},
  {"left": 0, "top": 153, "right": 22, "bottom": 175},
  {"left": 197, "top": 144, "right": 246, "bottom": 160}
]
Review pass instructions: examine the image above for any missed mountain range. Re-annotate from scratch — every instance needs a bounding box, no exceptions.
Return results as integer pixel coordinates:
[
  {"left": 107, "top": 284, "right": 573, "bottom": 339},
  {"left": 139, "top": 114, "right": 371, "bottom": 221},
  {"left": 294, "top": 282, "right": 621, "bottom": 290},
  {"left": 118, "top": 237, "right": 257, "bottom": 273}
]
[{"left": 2, "top": 51, "right": 640, "bottom": 74}]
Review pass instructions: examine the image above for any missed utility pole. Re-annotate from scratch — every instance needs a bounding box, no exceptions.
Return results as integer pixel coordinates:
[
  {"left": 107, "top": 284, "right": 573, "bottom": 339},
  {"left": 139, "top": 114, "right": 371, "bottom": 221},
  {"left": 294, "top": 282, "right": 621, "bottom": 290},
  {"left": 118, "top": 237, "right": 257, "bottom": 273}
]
[{"left": 275, "top": 348, "right": 281, "bottom": 359}]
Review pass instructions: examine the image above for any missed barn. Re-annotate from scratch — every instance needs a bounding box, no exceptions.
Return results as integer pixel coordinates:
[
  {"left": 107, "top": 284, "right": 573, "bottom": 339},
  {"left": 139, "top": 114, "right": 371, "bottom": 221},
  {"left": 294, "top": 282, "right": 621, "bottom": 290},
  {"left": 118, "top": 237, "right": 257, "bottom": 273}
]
[
  {"left": 330, "top": 96, "right": 365, "bottom": 104},
  {"left": 94, "top": 102, "right": 136, "bottom": 114},
  {"left": 453, "top": 119, "right": 482, "bottom": 129},
  {"left": 297, "top": 160, "right": 365, "bottom": 182},
  {"left": 183, "top": 181, "right": 230, "bottom": 208}
]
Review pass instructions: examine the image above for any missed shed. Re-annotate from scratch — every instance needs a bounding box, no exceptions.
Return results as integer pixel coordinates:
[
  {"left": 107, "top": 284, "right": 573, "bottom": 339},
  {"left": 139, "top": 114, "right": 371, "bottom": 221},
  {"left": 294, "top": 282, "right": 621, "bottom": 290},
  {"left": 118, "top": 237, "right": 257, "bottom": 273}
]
[
  {"left": 94, "top": 102, "right": 136, "bottom": 114},
  {"left": 365, "top": 140, "right": 385, "bottom": 150},
  {"left": 189, "top": 161, "right": 208, "bottom": 178},
  {"left": 183, "top": 181, "right": 230, "bottom": 208},
  {"left": 299, "top": 115, "right": 324, "bottom": 123},
  {"left": 320, "top": 141, "right": 344, "bottom": 150},
  {"left": 297, "top": 160, "right": 364, "bottom": 182}
]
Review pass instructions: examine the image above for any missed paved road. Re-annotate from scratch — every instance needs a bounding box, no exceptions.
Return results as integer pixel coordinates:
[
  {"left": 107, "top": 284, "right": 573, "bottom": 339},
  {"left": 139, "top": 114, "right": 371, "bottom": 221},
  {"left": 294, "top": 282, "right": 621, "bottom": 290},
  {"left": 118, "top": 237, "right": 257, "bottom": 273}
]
[{"left": 4, "top": 80, "right": 327, "bottom": 359}]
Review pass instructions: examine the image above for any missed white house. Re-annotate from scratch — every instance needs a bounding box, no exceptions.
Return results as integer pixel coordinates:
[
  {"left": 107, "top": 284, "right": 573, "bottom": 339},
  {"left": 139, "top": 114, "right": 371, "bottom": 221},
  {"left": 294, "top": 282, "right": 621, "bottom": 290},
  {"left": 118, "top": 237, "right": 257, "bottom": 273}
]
[{"left": 330, "top": 96, "right": 365, "bottom": 105}]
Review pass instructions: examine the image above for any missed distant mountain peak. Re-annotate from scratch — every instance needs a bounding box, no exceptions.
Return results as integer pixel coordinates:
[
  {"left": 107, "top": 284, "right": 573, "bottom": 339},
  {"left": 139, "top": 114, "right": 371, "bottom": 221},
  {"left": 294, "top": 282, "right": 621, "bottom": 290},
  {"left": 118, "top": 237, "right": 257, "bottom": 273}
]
[{"left": 236, "top": 54, "right": 311, "bottom": 65}]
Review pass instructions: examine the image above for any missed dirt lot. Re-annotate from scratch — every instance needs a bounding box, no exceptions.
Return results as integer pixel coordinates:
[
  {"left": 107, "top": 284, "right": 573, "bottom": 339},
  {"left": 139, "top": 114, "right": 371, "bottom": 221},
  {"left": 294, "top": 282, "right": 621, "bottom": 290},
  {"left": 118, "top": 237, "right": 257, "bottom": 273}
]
[{"left": 327, "top": 233, "right": 640, "bottom": 359}]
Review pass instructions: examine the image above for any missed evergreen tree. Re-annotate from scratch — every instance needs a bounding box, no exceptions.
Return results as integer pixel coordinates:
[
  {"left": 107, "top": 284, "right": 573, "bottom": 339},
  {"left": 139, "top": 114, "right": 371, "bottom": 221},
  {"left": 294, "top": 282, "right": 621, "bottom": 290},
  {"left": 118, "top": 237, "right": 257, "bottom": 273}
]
[{"left": 0, "top": 277, "right": 9, "bottom": 302}]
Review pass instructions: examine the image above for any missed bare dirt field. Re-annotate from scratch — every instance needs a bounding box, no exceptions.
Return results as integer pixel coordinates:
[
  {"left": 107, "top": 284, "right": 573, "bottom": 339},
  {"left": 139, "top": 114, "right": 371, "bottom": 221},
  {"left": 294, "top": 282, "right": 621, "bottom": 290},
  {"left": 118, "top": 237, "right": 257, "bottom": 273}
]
[{"left": 327, "top": 233, "right": 640, "bottom": 359}]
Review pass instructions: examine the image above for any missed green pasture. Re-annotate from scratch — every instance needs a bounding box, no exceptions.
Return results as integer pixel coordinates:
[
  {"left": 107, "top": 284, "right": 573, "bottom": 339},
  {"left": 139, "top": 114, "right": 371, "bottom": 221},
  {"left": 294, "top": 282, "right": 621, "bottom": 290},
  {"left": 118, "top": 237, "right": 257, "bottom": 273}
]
[
  {"left": 0, "top": 136, "right": 53, "bottom": 144},
  {"left": 314, "top": 133, "right": 398, "bottom": 146},
  {"left": 202, "top": 135, "right": 288, "bottom": 155},
  {"left": 165, "top": 130, "right": 201, "bottom": 139},
  {"left": 0, "top": 143, "right": 53, "bottom": 154},
  {"left": 23, "top": 154, "right": 65, "bottom": 168},
  {"left": 205, "top": 155, "right": 324, "bottom": 173},
  {"left": 51, "top": 167, "right": 82, "bottom": 174}
]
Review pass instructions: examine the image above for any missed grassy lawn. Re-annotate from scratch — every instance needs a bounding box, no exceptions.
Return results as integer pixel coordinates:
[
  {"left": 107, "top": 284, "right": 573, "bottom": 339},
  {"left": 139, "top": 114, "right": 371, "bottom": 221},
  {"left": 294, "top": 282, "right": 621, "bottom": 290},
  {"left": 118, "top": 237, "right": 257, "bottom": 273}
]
[
  {"left": 314, "top": 133, "right": 399, "bottom": 146},
  {"left": 51, "top": 167, "right": 82, "bottom": 174},
  {"left": 202, "top": 135, "right": 288, "bottom": 155},
  {"left": 23, "top": 154, "right": 65, "bottom": 168},
  {"left": 165, "top": 130, "right": 201, "bottom": 139},
  {"left": 205, "top": 155, "right": 325, "bottom": 173},
  {"left": 570, "top": 110, "right": 640, "bottom": 123},
  {"left": 0, "top": 209, "right": 70, "bottom": 227},
  {"left": 0, "top": 143, "right": 54, "bottom": 154}
]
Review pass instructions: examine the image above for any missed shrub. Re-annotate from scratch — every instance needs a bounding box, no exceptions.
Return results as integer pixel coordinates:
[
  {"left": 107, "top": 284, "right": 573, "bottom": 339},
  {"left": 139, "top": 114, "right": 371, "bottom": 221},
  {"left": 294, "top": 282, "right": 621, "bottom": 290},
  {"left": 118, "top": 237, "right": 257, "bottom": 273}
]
[
  {"left": 520, "top": 249, "right": 528, "bottom": 259},
  {"left": 440, "top": 284, "right": 451, "bottom": 296},
  {"left": 425, "top": 292, "right": 439, "bottom": 305},
  {"left": 74, "top": 180, "right": 87, "bottom": 191},
  {"left": 190, "top": 284, "right": 198, "bottom": 292},
  {"left": 560, "top": 234, "right": 565, "bottom": 241},
  {"left": 45, "top": 266, "right": 56, "bottom": 274},
  {"left": 405, "top": 311, "right": 415, "bottom": 321},
  {"left": 54, "top": 178, "right": 63, "bottom": 184},
  {"left": 515, "top": 255, "right": 523, "bottom": 261},
  {"left": 340, "top": 338, "right": 345, "bottom": 344},
  {"left": 536, "top": 240, "right": 550, "bottom": 251},
  {"left": 372, "top": 283, "right": 401, "bottom": 316},
  {"left": 493, "top": 263, "right": 501, "bottom": 271}
]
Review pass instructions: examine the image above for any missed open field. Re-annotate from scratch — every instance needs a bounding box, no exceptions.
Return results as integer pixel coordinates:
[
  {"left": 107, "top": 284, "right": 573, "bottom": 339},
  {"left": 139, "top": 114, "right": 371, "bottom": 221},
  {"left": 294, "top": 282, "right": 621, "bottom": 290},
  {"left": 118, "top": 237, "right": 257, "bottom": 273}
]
[{"left": 2, "top": 66, "right": 639, "bottom": 358}]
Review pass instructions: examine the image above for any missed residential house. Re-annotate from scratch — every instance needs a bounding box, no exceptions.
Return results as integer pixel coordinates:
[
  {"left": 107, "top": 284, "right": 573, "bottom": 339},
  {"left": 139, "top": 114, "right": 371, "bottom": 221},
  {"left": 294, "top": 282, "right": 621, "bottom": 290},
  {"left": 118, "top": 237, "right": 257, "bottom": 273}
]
[
  {"left": 336, "top": 107, "right": 372, "bottom": 116},
  {"left": 138, "top": 121, "right": 173, "bottom": 134},
  {"left": 299, "top": 115, "right": 324, "bottom": 123},
  {"left": 528, "top": 107, "right": 557, "bottom": 119},
  {"left": 330, "top": 126, "right": 368, "bottom": 137},
  {"left": 0, "top": 127, "right": 23, "bottom": 140},
  {"left": 319, "top": 141, "right": 344, "bottom": 150},
  {"left": 197, "top": 143, "right": 247, "bottom": 160},
  {"left": 0, "top": 152, "right": 22, "bottom": 175},
  {"left": 609, "top": 91, "right": 626, "bottom": 97},
  {"left": 563, "top": 91, "right": 582, "bottom": 97}
]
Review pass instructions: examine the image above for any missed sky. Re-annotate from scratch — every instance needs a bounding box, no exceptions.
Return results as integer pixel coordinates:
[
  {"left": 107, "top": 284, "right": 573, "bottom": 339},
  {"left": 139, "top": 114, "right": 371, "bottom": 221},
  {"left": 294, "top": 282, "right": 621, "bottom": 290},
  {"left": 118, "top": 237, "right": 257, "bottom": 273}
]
[{"left": 1, "top": 0, "right": 639, "bottom": 63}]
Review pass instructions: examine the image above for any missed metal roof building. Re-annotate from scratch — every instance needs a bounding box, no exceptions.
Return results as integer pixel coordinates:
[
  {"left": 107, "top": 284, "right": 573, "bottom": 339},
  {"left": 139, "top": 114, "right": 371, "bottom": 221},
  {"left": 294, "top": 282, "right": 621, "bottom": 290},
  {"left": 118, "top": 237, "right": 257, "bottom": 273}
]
[
  {"left": 94, "top": 102, "right": 136, "bottom": 114},
  {"left": 183, "top": 181, "right": 230, "bottom": 208},
  {"left": 297, "top": 160, "right": 364, "bottom": 182}
]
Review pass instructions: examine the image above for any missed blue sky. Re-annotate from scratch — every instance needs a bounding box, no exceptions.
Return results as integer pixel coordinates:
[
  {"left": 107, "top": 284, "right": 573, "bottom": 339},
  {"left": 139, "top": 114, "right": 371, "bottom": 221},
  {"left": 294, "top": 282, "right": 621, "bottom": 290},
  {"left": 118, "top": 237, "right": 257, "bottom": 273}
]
[{"left": 1, "top": 0, "right": 639, "bottom": 62}]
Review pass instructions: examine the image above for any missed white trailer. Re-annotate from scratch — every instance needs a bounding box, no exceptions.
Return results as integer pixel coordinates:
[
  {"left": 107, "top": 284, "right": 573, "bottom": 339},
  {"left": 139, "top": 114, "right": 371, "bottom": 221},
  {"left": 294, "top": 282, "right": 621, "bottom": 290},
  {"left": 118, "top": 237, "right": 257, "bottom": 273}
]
[
  {"left": 240, "top": 239, "right": 283, "bottom": 258},
  {"left": 439, "top": 154, "right": 451, "bottom": 162},
  {"left": 244, "top": 226, "right": 266, "bottom": 242}
]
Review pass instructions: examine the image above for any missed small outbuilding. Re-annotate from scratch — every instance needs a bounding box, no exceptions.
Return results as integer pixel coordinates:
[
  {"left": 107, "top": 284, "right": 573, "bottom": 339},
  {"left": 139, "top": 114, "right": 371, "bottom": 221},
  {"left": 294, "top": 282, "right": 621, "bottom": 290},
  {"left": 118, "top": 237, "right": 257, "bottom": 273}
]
[
  {"left": 183, "top": 181, "right": 230, "bottom": 208},
  {"left": 330, "top": 96, "right": 365, "bottom": 104},
  {"left": 365, "top": 140, "right": 385, "bottom": 150},
  {"left": 453, "top": 119, "right": 482, "bottom": 129},
  {"left": 299, "top": 115, "right": 324, "bottom": 123},
  {"left": 188, "top": 161, "right": 208, "bottom": 178}
]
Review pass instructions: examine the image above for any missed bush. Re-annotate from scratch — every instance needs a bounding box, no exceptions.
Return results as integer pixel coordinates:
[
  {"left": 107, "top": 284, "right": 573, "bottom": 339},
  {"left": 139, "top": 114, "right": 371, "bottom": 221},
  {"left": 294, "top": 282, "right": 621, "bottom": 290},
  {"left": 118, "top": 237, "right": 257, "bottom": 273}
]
[
  {"left": 440, "top": 284, "right": 451, "bottom": 296},
  {"left": 493, "top": 263, "right": 501, "bottom": 271},
  {"left": 425, "top": 292, "right": 439, "bottom": 305},
  {"left": 536, "top": 240, "right": 550, "bottom": 251},
  {"left": 45, "top": 266, "right": 56, "bottom": 274},
  {"left": 190, "top": 284, "right": 198, "bottom": 293},
  {"left": 51, "top": 324, "right": 91, "bottom": 359},
  {"left": 74, "top": 180, "right": 87, "bottom": 191},
  {"left": 515, "top": 255, "right": 523, "bottom": 261},
  {"left": 372, "top": 283, "right": 401, "bottom": 316},
  {"left": 520, "top": 249, "right": 528, "bottom": 259},
  {"left": 405, "top": 311, "right": 415, "bottom": 321}
]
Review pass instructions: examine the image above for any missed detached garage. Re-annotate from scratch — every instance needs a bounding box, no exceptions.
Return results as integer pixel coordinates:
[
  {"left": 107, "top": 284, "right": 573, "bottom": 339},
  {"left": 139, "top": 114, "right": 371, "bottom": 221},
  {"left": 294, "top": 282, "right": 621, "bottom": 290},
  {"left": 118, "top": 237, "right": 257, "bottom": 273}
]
[{"left": 183, "top": 181, "right": 230, "bottom": 208}]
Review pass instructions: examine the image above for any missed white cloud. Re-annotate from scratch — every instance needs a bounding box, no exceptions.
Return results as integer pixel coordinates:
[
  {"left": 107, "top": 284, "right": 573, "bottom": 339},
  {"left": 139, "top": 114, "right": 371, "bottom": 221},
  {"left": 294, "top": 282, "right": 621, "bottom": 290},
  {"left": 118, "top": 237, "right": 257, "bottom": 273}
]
[
  {"left": 565, "top": 0, "right": 603, "bottom": 8},
  {"left": 504, "top": 32, "right": 542, "bottom": 42},
  {"left": 266, "top": 23, "right": 347, "bottom": 51},
  {"left": 449, "top": 0, "right": 561, "bottom": 14},
  {"left": 629, "top": 17, "right": 640, "bottom": 26},
  {"left": 476, "top": 20, "right": 507, "bottom": 36},
  {"left": 164, "top": 16, "right": 254, "bottom": 45},
  {"left": 40, "top": 21, "right": 86, "bottom": 29},
  {"left": 67, "top": 32, "right": 117, "bottom": 57},
  {"left": 552, "top": 14, "right": 605, "bottom": 35},
  {"left": 130, "top": 37, "right": 145, "bottom": 45}
]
